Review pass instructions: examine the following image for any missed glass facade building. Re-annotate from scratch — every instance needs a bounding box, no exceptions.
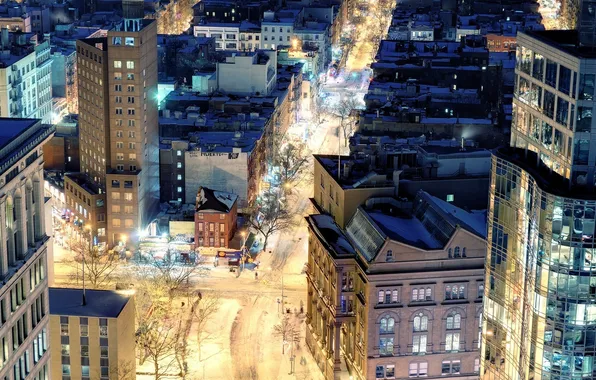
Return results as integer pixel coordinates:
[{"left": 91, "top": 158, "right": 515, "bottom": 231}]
[{"left": 482, "top": 29, "right": 596, "bottom": 380}]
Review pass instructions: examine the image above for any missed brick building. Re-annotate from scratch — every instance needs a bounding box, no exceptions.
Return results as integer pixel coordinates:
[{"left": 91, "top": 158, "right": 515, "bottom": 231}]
[{"left": 194, "top": 187, "right": 238, "bottom": 248}]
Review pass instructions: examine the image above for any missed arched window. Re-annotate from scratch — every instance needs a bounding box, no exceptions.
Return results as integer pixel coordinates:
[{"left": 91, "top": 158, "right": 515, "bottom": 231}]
[
  {"left": 380, "top": 317, "right": 395, "bottom": 333},
  {"left": 446, "top": 313, "right": 461, "bottom": 329},
  {"left": 448, "top": 248, "right": 452, "bottom": 258},
  {"left": 386, "top": 250, "right": 393, "bottom": 262},
  {"left": 454, "top": 247, "right": 461, "bottom": 258},
  {"left": 413, "top": 314, "right": 428, "bottom": 332},
  {"left": 412, "top": 288, "right": 419, "bottom": 301},
  {"left": 462, "top": 247, "right": 467, "bottom": 257}
]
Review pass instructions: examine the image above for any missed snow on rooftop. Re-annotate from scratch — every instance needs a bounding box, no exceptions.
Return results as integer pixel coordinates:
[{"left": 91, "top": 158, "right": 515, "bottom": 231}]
[
  {"left": 428, "top": 195, "right": 487, "bottom": 237},
  {"left": 310, "top": 214, "right": 355, "bottom": 256},
  {"left": 369, "top": 212, "right": 442, "bottom": 250},
  {"left": 213, "top": 190, "right": 238, "bottom": 210}
]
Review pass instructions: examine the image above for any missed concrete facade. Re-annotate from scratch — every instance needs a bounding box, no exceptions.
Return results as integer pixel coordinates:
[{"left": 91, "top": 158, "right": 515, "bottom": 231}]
[{"left": 0, "top": 119, "right": 54, "bottom": 380}]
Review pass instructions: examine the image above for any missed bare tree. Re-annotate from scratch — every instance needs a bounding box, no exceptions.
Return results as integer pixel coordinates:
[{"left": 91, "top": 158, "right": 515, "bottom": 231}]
[
  {"left": 194, "top": 292, "right": 221, "bottom": 361},
  {"left": 273, "top": 315, "right": 300, "bottom": 354},
  {"left": 273, "top": 142, "right": 311, "bottom": 190},
  {"left": 64, "top": 237, "right": 121, "bottom": 289},
  {"left": 334, "top": 95, "right": 360, "bottom": 147},
  {"left": 140, "top": 311, "right": 185, "bottom": 380},
  {"left": 247, "top": 190, "right": 295, "bottom": 250}
]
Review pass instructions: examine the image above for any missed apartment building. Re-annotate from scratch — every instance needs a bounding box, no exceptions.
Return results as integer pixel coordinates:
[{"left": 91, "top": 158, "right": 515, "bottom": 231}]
[
  {"left": 481, "top": 8, "right": 596, "bottom": 379},
  {"left": 216, "top": 50, "right": 277, "bottom": 96},
  {"left": 48, "top": 288, "right": 135, "bottom": 380},
  {"left": 306, "top": 191, "right": 486, "bottom": 380},
  {"left": 0, "top": 118, "right": 54, "bottom": 380},
  {"left": 194, "top": 187, "right": 238, "bottom": 248},
  {"left": 65, "top": 0, "right": 159, "bottom": 247},
  {"left": 0, "top": 30, "right": 53, "bottom": 124}
]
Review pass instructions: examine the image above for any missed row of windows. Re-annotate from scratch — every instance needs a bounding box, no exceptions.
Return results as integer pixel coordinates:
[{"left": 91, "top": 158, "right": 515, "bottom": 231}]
[
  {"left": 113, "top": 85, "right": 135, "bottom": 92},
  {"left": 376, "top": 284, "right": 483, "bottom": 305},
  {"left": 113, "top": 60, "right": 134, "bottom": 69},
  {"left": 197, "top": 222, "right": 226, "bottom": 232}
]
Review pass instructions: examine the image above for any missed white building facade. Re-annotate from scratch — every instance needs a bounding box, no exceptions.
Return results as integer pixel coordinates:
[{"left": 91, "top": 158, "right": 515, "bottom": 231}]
[
  {"left": 193, "top": 23, "right": 241, "bottom": 50},
  {"left": 0, "top": 35, "right": 52, "bottom": 123},
  {"left": 0, "top": 119, "right": 53, "bottom": 380}
]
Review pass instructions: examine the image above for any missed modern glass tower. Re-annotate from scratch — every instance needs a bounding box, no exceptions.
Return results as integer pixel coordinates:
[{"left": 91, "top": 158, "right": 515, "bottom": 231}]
[{"left": 481, "top": 7, "right": 596, "bottom": 380}]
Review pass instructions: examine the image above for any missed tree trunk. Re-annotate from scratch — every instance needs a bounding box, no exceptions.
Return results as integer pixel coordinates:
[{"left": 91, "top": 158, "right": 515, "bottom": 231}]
[
  {"left": 154, "top": 360, "right": 159, "bottom": 380},
  {"left": 262, "top": 235, "right": 269, "bottom": 251}
]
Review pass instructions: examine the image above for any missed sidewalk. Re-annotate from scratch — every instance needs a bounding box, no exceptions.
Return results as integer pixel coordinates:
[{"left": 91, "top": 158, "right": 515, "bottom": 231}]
[{"left": 275, "top": 314, "right": 324, "bottom": 380}]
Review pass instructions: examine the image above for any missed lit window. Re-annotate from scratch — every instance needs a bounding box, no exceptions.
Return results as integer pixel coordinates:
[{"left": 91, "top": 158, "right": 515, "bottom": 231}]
[
  {"left": 409, "top": 362, "right": 428, "bottom": 377},
  {"left": 125, "top": 37, "right": 135, "bottom": 46},
  {"left": 126, "top": 61, "right": 134, "bottom": 69},
  {"left": 177, "top": 150, "right": 182, "bottom": 156},
  {"left": 177, "top": 162, "right": 182, "bottom": 168},
  {"left": 177, "top": 187, "right": 182, "bottom": 193},
  {"left": 445, "top": 333, "right": 460, "bottom": 351},
  {"left": 446, "top": 194, "right": 454, "bottom": 202},
  {"left": 177, "top": 174, "right": 182, "bottom": 180},
  {"left": 114, "top": 60, "right": 122, "bottom": 68}
]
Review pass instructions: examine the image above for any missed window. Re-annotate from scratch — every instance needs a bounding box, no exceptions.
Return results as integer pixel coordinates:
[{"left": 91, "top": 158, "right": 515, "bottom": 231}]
[
  {"left": 127, "top": 85, "right": 135, "bottom": 92},
  {"left": 478, "top": 283, "right": 484, "bottom": 298},
  {"left": 412, "top": 288, "right": 432, "bottom": 301},
  {"left": 413, "top": 314, "right": 428, "bottom": 332},
  {"left": 80, "top": 325, "right": 88, "bottom": 336},
  {"left": 385, "top": 365, "right": 395, "bottom": 378},
  {"left": 445, "top": 285, "right": 465, "bottom": 300},
  {"left": 115, "top": 96, "right": 122, "bottom": 103},
  {"left": 380, "top": 316, "right": 395, "bottom": 334},
  {"left": 126, "top": 61, "right": 134, "bottom": 69},
  {"left": 409, "top": 362, "right": 428, "bottom": 377},
  {"left": 99, "top": 319, "right": 108, "bottom": 337},
  {"left": 125, "top": 37, "right": 135, "bottom": 46},
  {"left": 100, "top": 346, "right": 108, "bottom": 358},
  {"left": 474, "top": 358, "right": 480, "bottom": 373},
  {"left": 112, "top": 219, "right": 121, "bottom": 227},
  {"left": 61, "top": 344, "right": 69, "bottom": 356},
  {"left": 446, "top": 313, "right": 461, "bottom": 329},
  {"left": 379, "top": 337, "right": 394, "bottom": 355},
  {"left": 378, "top": 290, "right": 398, "bottom": 304},
  {"left": 127, "top": 96, "right": 135, "bottom": 104},
  {"left": 177, "top": 174, "right": 182, "bottom": 180},
  {"left": 412, "top": 335, "right": 427, "bottom": 353},
  {"left": 111, "top": 192, "right": 121, "bottom": 200},
  {"left": 445, "top": 333, "right": 460, "bottom": 351},
  {"left": 60, "top": 324, "right": 68, "bottom": 336},
  {"left": 454, "top": 247, "right": 460, "bottom": 257},
  {"left": 127, "top": 73, "right": 134, "bottom": 80},
  {"left": 442, "top": 360, "right": 460, "bottom": 374},
  {"left": 114, "top": 84, "right": 121, "bottom": 92},
  {"left": 112, "top": 36, "right": 122, "bottom": 45},
  {"left": 127, "top": 108, "right": 135, "bottom": 115},
  {"left": 114, "top": 60, "right": 122, "bottom": 68},
  {"left": 376, "top": 366, "right": 384, "bottom": 379},
  {"left": 386, "top": 250, "right": 393, "bottom": 262},
  {"left": 177, "top": 162, "right": 182, "bottom": 168},
  {"left": 124, "top": 193, "right": 133, "bottom": 201},
  {"left": 62, "top": 365, "right": 70, "bottom": 375},
  {"left": 114, "top": 72, "right": 122, "bottom": 80},
  {"left": 81, "top": 345, "right": 89, "bottom": 357},
  {"left": 177, "top": 187, "right": 182, "bottom": 193}
]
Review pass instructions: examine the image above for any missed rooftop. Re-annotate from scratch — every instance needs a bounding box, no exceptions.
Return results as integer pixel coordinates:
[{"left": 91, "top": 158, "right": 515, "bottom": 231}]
[
  {"left": 65, "top": 173, "right": 101, "bottom": 195},
  {"left": 0, "top": 118, "right": 38, "bottom": 149},
  {"left": 523, "top": 30, "right": 596, "bottom": 59},
  {"left": 307, "top": 214, "right": 355, "bottom": 257},
  {"left": 49, "top": 288, "right": 132, "bottom": 318},
  {"left": 196, "top": 186, "right": 238, "bottom": 213}
]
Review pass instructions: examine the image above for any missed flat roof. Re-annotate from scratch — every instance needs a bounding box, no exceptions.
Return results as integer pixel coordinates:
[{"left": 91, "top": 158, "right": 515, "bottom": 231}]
[
  {"left": 524, "top": 30, "right": 596, "bottom": 59},
  {"left": 49, "top": 288, "right": 132, "bottom": 318},
  {"left": 0, "top": 118, "right": 38, "bottom": 148}
]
